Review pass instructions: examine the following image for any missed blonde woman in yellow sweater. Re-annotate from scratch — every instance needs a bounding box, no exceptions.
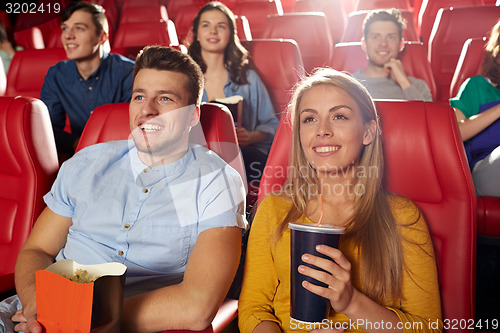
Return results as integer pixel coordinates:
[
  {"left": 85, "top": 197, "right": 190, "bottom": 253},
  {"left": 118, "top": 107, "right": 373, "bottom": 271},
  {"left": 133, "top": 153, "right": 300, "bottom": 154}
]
[{"left": 238, "top": 68, "right": 442, "bottom": 333}]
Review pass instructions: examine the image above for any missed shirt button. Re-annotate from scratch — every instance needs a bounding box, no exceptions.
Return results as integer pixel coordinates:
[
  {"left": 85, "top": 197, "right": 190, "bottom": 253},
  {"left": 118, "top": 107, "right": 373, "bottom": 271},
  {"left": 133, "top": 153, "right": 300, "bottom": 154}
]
[
  {"left": 124, "top": 224, "right": 130, "bottom": 229},
  {"left": 143, "top": 188, "right": 148, "bottom": 193},
  {"left": 143, "top": 168, "right": 148, "bottom": 173},
  {"left": 118, "top": 250, "right": 124, "bottom": 256},
  {"left": 88, "top": 86, "right": 93, "bottom": 91}
]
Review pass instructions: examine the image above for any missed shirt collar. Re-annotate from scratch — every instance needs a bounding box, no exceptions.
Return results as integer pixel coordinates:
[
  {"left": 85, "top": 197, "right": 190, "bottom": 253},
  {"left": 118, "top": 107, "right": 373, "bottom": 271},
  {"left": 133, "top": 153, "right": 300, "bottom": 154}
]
[
  {"left": 128, "top": 141, "right": 195, "bottom": 187},
  {"left": 74, "top": 52, "right": 110, "bottom": 80}
]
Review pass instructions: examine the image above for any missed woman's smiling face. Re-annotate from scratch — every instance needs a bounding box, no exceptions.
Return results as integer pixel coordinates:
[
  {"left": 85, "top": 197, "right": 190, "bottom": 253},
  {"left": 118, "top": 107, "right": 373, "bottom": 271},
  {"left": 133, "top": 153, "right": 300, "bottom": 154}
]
[
  {"left": 197, "top": 9, "right": 231, "bottom": 54},
  {"left": 298, "top": 84, "right": 376, "bottom": 176}
]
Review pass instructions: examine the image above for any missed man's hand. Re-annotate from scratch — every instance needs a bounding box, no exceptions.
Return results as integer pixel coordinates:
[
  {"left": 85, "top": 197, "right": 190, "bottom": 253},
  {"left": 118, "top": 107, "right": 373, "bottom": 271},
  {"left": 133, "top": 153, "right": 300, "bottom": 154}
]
[
  {"left": 384, "top": 58, "right": 412, "bottom": 90},
  {"left": 11, "top": 309, "right": 43, "bottom": 333}
]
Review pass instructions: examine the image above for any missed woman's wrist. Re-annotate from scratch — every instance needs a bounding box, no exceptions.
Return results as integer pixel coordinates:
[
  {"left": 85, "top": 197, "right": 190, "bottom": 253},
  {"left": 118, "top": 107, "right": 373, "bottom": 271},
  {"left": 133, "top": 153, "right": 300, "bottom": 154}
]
[{"left": 340, "top": 287, "right": 362, "bottom": 319}]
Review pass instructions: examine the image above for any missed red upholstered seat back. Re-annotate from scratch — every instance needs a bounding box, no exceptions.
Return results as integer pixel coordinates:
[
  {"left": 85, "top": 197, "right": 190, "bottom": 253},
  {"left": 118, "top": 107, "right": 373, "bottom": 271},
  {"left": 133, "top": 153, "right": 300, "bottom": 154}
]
[
  {"left": 449, "top": 37, "right": 487, "bottom": 99},
  {"left": 13, "top": 26, "right": 45, "bottom": 50},
  {"left": 241, "top": 39, "right": 305, "bottom": 117},
  {"left": 418, "top": 0, "right": 486, "bottom": 46},
  {"left": 428, "top": 5, "right": 500, "bottom": 102},
  {"left": 258, "top": 101, "right": 476, "bottom": 329},
  {"left": 293, "top": 0, "right": 346, "bottom": 44},
  {"left": 233, "top": 0, "right": 283, "bottom": 39},
  {"left": 263, "top": 13, "right": 333, "bottom": 74},
  {"left": 171, "top": 4, "right": 204, "bottom": 45},
  {"left": 0, "top": 96, "right": 59, "bottom": 282},
  {"left": 354, "top": 0, "right": 411, "bottom": 11},
  {"left": 5, "top": 48, "right": 67, "bottom": 98},
  {"left": 477, "top": 196, "right": 500, "bottom": 238},
  {"left": 76, "top": 102, "right": 245, "bottom": 183},
  {"left": 330, "top": 41, "right": 437, "bottom": 101},
  {"left": 112, "top": 20, "right": 179, "bottom": 49},
  {"left": 119, "top": 5, "right": 169, "bottom": 25}
]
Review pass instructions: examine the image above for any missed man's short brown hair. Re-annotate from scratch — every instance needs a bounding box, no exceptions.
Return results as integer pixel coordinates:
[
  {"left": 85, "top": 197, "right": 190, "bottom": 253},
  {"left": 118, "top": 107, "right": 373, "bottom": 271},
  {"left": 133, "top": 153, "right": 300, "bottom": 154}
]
[
  {"left": 61, "top": 1, "right": 108, "bottom": 36},
  {"left": 363, "top": 8, "right": 407, "bottom": 41},
  {"left": 134, "top": 46, "right": 204, "bottom": 107}
]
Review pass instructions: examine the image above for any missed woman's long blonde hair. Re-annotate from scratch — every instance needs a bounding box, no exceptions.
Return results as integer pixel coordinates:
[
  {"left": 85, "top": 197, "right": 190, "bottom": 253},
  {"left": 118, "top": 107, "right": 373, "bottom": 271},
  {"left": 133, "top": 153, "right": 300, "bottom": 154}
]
[
  {"left": 482, "top": 18, "right": 500, "bottom": 87},
  {"left": 275, "top": 68, "right": 404, "bottom": 305}
]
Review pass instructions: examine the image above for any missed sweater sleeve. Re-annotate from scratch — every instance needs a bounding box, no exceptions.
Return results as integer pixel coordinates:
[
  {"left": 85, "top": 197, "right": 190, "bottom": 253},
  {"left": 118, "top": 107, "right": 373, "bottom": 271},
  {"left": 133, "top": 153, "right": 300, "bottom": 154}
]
[
  {"left": 449, "top": 75, "right": 484, "bottom": 119},
  {"left": 402, "top": 77, "right": 433, "bottom": 102},
  {"left": 386, "top": 197, "right": 443, "bottom": 333},
  {"left": 238, "top": 195, "right": 286, "bottom": 333}
]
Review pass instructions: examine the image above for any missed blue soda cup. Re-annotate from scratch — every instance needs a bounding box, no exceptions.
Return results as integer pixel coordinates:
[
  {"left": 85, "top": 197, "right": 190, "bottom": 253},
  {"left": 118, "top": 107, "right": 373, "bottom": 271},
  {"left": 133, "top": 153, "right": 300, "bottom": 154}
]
[{"left": 289, "top": 222, "right": 344, "bottom": 323}]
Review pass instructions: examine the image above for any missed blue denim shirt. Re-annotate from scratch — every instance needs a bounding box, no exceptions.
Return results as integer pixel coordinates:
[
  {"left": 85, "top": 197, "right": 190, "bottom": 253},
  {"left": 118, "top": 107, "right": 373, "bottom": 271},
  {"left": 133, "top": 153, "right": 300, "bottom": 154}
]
[
  {"left": 40, "top": 53, "right": 134, "bottom": 154},
  {"left": 44, "top": 141, "right": 247, "bottom": 296},
  {"left": 202, "top": 69, "right": 279, "bottom": 154}
]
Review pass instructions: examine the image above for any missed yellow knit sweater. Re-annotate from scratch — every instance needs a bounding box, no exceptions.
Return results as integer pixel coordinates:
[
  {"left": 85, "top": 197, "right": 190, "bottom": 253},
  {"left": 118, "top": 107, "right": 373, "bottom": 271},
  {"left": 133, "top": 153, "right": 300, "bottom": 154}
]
[{"left": 238, "top": 194, "right": 442, "bottom": 333}]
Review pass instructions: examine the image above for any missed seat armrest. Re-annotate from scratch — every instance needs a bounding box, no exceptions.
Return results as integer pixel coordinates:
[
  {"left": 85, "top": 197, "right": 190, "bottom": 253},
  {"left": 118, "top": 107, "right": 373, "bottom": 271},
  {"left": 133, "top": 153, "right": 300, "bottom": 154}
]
[{"left": 477, "top": 196, "right": 500, "bottom": 238}]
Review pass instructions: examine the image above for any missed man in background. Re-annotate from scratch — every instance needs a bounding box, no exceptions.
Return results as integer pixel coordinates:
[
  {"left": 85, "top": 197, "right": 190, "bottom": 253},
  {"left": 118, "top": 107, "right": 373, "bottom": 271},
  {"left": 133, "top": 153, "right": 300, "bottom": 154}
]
[
  {"left": 352, "top": 8, "right": 432, "bottom": 101},
  {"left": 41, "top": 1, "right": 134, "bottom": 162}
]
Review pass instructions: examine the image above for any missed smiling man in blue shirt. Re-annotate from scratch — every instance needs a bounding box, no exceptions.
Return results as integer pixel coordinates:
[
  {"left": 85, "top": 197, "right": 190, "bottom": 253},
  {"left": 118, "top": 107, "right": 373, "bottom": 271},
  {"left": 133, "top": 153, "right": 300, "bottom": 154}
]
[
  {"left": 41, "top": 1, "right": 134, "bottom": 161},
  {"left": 1, "top": 46, "right": 247, "bottom": 333}
]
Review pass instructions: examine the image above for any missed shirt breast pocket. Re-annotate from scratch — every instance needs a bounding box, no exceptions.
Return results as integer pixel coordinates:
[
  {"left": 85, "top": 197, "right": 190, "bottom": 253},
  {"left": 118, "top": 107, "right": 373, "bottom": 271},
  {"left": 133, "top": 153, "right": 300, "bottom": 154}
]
[{"left": 134, "top": 223, "right": 192, "bottom": 273}]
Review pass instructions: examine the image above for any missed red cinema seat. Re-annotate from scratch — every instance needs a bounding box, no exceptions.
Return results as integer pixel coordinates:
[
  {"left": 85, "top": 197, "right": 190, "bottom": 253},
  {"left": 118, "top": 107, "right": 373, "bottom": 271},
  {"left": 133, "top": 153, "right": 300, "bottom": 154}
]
[
  {"left": 293, "top": 0, "right": 347, "bottom": 44},
  {"left": 450, "top": 37, "right": 487, "bottom": 99},
  {"left": 330, "top": 41, "right": 437, "bottom": 101},
  {"left": 258, "top": 100, "right": 476, "bottom": 331},
  {"left": 263, "top": 13, "right": 333, "bottom": 74},
  {"left": 236, "top": 15, "right": 253, "bottom": 41},
  {"left": 112, "top": 20, "right": 179, "bottom": 49},
  {"left": 0, "top": 96, "right": 59, "bottom": 294},
  {"left": 418, "top": 0, "right": 486, "bottom": 46},
  {"left": 171, "top": 4, "right": 204, "bottom": 45},
  {"left": 5, "top": 48, "right": 68, "bottom": 98},
  {"left": 45, "top": 28, "right": 63, "bottom": 49},
  {"left": 412, "top": 0, "right": 424, "bottom": 19},
  {"left": 119, "top": 5, "right": 169, "bottom": 25},
  {"left": 167, "top": 0, "right": 199, "bottom": 20},
  {"left": 14, "top": 4, "right": 63, "bottom": 48},
  {"left": 233, "top": 0, "right": 283, "bottom": 39},
  {"left": 110, "top": 46, "right": 145, "bottom": 61},
  {"left": 13, "top": 26, "right": 45, "bottom": 50},
  {"left": 428, "top": 6, "right": 500, "bottom": 102},
  {"left": 477, "top": 197, "right": 500, "bottom": 238},
  {"left": 341, "top": 9, "right": 419, "bottom": 43},
  {"left": 75, "top": 101, "right": 245, "bottom": 332},
  {"left": 241, "top": 39, "right": 305, "bottom": 117},
  {"left": 122, "top": 0, "right": 162, "bottom": 8},
  {"left": 354, "top": 0, "right": 411, "bottom": 10}
]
